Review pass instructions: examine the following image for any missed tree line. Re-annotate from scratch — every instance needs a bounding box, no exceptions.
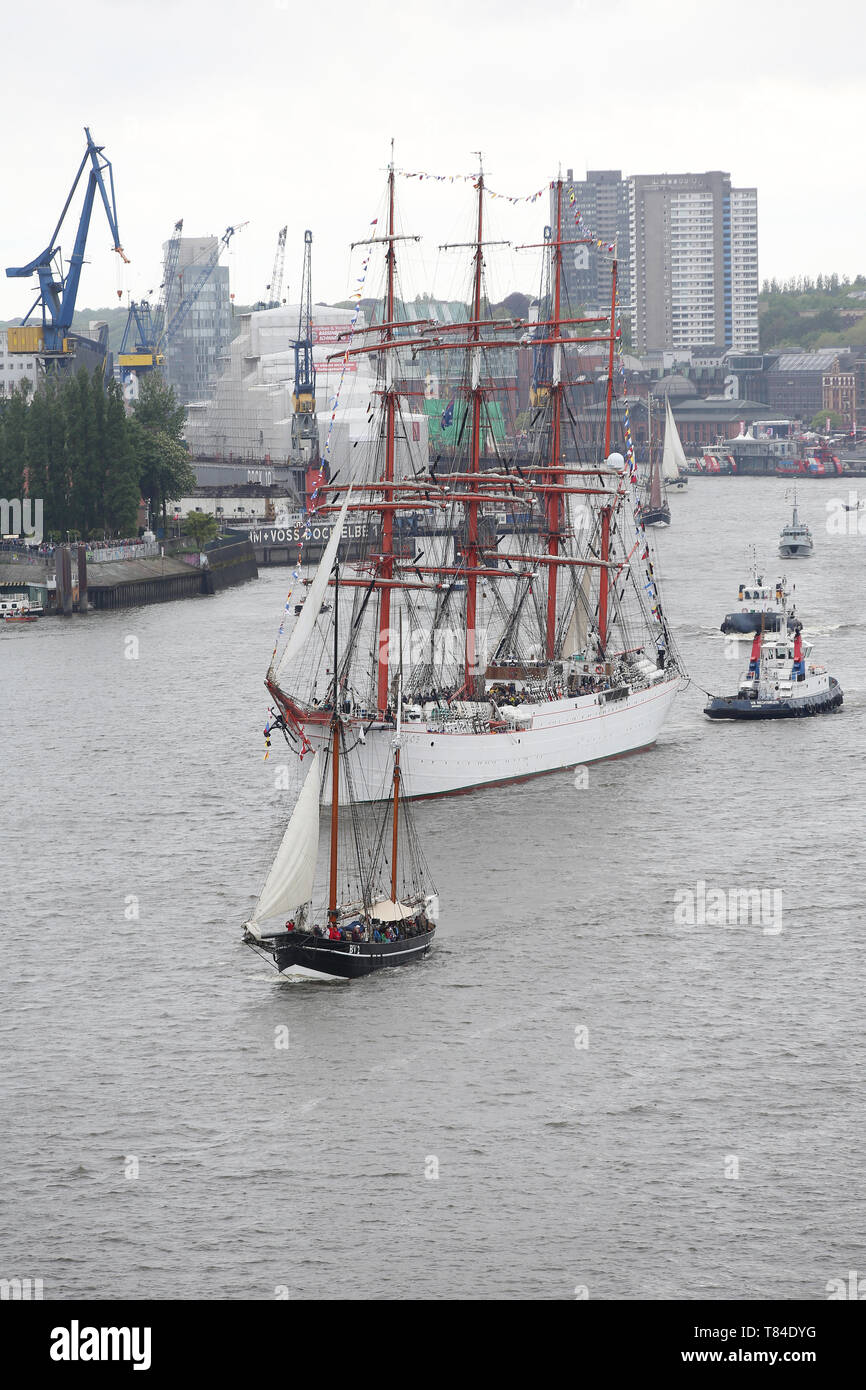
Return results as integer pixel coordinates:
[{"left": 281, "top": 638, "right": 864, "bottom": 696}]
[
  {"left": 761, "top": 273, "right": 866, "bottom": 296},
  {"left": 0, "top": 369, "right": 196, "bottom": 541}
]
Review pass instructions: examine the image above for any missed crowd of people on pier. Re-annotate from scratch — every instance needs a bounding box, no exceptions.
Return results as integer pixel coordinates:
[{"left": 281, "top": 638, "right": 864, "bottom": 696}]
[{"left": 0, "top": 537, "right": 151, "bottom": 560}]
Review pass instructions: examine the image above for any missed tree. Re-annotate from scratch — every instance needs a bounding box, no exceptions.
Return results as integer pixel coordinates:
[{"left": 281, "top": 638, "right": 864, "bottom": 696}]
[
  {"left": 184, "top": 510, "right": 219, "bottom": 549},
  {"left": 809, "top": 409, "right": 848, "bottom": 433},
  {"left": 64, "top": 367, "right": 101, "bottom": 537},
  {"left": 130, "top": 418, "right": 196, "bottom": 526},
  {"left": 132, "top": 370, "right": 185, "bottom": 441},
  {"left": 0, "top": 384, "right": 29, "bottom": 500},
  {"left": 89, "top": 368, "right": 107, "bottom": 532},
  {"left": 500, "top": 292, "right": 532, "bottom": 318},
  {"left": 103, "top": 380, "right": 142, "bottom": 535},
  {"left": 26, "top": 378, "right": 69, "bottom": 537},
  {"left": 131, "top": 370, "right": 194, "bottom": 524}
]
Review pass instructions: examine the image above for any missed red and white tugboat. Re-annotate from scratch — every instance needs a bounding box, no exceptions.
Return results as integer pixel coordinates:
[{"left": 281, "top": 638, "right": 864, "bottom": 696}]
[{"left": 705, "top": 604, "right": 842, "bottom": 720}]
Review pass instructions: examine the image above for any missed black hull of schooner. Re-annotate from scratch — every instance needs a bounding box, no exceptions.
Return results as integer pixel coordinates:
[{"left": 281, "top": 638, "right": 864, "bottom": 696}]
[
  {"left": 640, "top": 504, "right": 671, "bottom": 527},
  {"left": 257, "top": 928, "right": 436, "bottom": 980}
]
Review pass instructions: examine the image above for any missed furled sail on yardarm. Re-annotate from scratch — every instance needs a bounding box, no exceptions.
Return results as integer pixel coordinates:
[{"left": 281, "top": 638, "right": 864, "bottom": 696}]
[{"left": 262, "top": 159, "right": 684, "bottom": 804}]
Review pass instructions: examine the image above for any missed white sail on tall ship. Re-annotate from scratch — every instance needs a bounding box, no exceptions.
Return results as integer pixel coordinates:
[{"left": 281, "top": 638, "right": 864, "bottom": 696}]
[
  {"left": 661, "top": 394, "right": 689, "bottom": 489},
  {"left": 262, "top": 164, "right": 684, "bottom": 801}
]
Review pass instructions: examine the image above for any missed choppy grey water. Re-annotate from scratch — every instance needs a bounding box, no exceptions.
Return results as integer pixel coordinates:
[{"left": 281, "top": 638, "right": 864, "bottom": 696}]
[{"left": 2, "top": 478, "right": 864, "bottom": 1301}]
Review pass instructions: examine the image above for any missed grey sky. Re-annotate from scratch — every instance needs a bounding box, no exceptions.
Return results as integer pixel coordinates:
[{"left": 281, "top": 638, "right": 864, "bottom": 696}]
[{"left": 1, "top": 0, "right": 861, "bottom": 318}]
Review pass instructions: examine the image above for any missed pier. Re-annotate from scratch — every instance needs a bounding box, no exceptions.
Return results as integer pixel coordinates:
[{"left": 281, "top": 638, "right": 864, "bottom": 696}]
[{"left": 0, "top": 532, "right": 257, "bottom": 613}]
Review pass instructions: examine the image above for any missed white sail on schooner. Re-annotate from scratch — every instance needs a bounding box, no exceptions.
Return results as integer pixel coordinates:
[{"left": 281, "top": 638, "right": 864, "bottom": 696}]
[{"left": 661, "top": 394, "right": 689, "bottom": 489}]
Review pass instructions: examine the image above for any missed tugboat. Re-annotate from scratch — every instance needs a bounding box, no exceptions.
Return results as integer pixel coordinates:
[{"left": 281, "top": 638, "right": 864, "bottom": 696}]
[
  {"left": 243, "top": 554, "right": 437, "bottom": 981},
  {"left": 720, "top": 558, "right": 801, "bottom": 635},
  {"left": 705, "top": 607, "right": 842, "bottom": 720},
  {"left": 779, "top": 490, "right": 813, "bottom": 558},
  {"left": 1, "top": 596, "right": 37, "bottom": 622}
]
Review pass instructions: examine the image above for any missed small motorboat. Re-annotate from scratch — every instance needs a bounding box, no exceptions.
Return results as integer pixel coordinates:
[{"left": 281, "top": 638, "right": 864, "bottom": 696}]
[
  {"left": 720, "top": 562, "right": 801, "bottom": 635},
  {"left": 779, "top": 490, "right": 813, "bottom": 558},
  {"left": 4, "top": 612, "right": 37, "bottom": 623}
]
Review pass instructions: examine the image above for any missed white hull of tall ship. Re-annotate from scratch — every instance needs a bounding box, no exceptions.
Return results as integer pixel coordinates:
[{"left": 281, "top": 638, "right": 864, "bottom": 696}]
[{"left": 302, "top": 675, "right": 680, "bottom": 802}]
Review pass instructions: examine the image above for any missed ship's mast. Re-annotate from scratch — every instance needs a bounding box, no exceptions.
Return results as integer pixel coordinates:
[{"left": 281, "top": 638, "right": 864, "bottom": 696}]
[
  {"left": 463, "top": 158, "right": 485, "bottom": 689},
  {"left": 377, "top": 155, "right": 398, "bottom": 716},
  {"left": 328, "top": 559, "right": 340, "bottom": 926},
  {"left": 598, "top": 253, "right": 618, "bottom": 654},
  {"left": 390, "top": 679, "right": 402, "bottom": 902},
  {"left": 544, "top": 178, "right": 565, "bottom": 660}
]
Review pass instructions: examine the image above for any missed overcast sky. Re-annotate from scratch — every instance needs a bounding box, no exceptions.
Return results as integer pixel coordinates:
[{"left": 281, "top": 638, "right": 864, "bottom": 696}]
[{"left": 1, "top": 0, "right": 862, "bottom": 319}]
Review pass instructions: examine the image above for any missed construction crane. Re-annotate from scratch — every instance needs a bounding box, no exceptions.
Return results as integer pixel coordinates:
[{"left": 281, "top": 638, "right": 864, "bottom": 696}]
[
  {"left": 118, "top": 221, "right": 244, "bottom": 384},
  {"left": 119, "top": 219, "right": 184, "bottom": 371},
  {"left": 156, "top": 218, "right": 184, "bottom": 344},
  {"left": 291, "top": 230, "right": 318, "bottom": 470},
  {"left": 5, "top": 126, "right": 128, "bottom": 365},
  {"left": 267, "top": 225, "right": 287, "bottom": 308},
  {"left": 162, "top": 223, "right": 246, "bottom": 352}
]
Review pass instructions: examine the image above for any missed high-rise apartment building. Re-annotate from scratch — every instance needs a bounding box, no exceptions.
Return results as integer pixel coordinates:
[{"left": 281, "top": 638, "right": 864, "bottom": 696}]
[
  {"left": 627, "top": 172, "right": 758, "bottom": 354},
  {"left": 555, "top": 170, "right": 630, "bottom": 315},
  {"left": 728, "top": 187, "right": 759, "bottom": 353},
  {"left": 163, "top": 236, "right": 232, "bottom": 405}
]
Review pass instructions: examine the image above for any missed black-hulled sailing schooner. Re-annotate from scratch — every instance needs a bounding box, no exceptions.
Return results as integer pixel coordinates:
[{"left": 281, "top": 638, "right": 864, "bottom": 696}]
[
  {"left": 639, "top": 396, "right": 671, "bottom": 527},
  {"left": 244, "top": 551, "right": 437, "bottom": 980},
  {"left": 261, "top": 160, "right": 682, "bottom": 802}
]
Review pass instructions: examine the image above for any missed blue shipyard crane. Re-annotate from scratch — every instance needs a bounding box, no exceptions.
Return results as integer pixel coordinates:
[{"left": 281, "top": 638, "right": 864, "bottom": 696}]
[
  {"left": 118, "top": 299, "right": 157, "bottom": 361},
  {"left": 5, "top": 127, "right": 128, "bottom": 360}
]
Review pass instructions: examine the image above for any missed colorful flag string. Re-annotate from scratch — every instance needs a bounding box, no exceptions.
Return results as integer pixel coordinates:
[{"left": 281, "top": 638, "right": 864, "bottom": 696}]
[{"left": 394, "top": 169, "right": 549, "bottom": 204}]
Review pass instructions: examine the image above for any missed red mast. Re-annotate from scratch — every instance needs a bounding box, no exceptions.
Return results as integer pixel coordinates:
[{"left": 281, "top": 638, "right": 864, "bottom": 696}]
[
  {"left": 544, "top": 178, "right": 564, "bottom": 660},
  {"left": 598, "top": 253, "right": 618, "bottom": 654},
  {"left": 328, "top": 564, "right": 341, "bottom": 926},
  {"left": 377, "top": 159, "right": 398, "bottom": 716},
  {"left": 390, "top": 690, "right": 401, "bottom": 901},
  {"left": 463, "top": 160, "right": 485, "bottom": 690}
]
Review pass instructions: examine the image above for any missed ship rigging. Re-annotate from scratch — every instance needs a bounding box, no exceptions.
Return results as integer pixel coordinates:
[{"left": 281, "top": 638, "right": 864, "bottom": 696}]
[{"left": 262, "top": 159, "right": 684, "bottom": 800}]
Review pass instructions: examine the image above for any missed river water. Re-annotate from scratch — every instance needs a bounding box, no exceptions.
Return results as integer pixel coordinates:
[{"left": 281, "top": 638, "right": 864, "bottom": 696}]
[{"left": 2, "top": 477, "right": 863, "bottom": 1301}]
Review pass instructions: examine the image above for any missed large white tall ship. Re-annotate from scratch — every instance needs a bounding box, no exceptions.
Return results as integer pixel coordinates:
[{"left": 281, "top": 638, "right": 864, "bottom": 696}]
[{"left": 262, "top": 167, "right": 684, "bottom": 800}]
